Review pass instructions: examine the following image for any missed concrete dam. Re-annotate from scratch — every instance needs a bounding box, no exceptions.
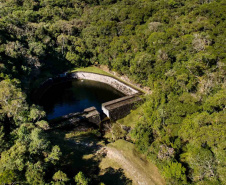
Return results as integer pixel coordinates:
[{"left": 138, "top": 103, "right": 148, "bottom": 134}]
[{"left": 36, "top": 71, "right": 142, "bottom": 128}]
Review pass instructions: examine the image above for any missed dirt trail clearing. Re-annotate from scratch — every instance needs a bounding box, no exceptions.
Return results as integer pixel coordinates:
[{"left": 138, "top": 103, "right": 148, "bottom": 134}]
[{"left": 100, "top": 140, "right": 165, "bottom": 185}]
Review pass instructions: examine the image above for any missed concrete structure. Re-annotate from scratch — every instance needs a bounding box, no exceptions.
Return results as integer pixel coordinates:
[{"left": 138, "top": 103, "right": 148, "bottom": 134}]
[
  {"left": 35, "top": 71, "right": 143, "bottom": 126},
  {"left": 83, "top": 107, "right": 101, "bottom": 126},
  {"left": 102, "top": 95, "right": 142, "bottom": 121},
  {"left": 70, "top": 72, "right": 138, "bottom": 95},
  {"left": 49, "top": 106, "right": 101, "bottom": 129},
  {"left": 70, "top": 72, "right": 143, "bottom": 121}
]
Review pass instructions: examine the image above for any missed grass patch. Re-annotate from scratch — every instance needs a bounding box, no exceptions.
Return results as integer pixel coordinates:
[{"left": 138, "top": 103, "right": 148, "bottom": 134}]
[
  {"left": 65, "top": 129, "right": 105, "bottom": 146},
  {"left": 108, "top": 139, "right": 135, "bottom": 152},
  {"left": 65, "top": 129, "right": 101, "bottom": 139},
  {"left": 70, "top": 66, "right": 114, "bottom": 77},
  {"left": 117, "top": 105, "right": 144, "bottom": 128},
  {"left": 99, "top": 158, "right": 122, "bottom": 170}
]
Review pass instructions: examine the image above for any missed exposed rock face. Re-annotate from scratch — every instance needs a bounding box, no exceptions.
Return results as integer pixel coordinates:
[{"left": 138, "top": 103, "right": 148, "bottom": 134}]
[{"left": 71, "top": 72, "right": 139, "bottom": 95}]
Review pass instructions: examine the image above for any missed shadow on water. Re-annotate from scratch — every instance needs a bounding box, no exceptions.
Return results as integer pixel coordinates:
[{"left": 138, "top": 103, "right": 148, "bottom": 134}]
[
  {"left": 47, "top": 123, "right": 132, "bottom": 184},
  {"left": 39, "top": 79, "right": 124, "bottom": 119}
]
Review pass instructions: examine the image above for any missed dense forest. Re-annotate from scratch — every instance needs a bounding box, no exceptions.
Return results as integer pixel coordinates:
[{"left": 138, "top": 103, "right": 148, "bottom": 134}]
[{"left": 0, "top": 0, "right": 225, "bottom": 184}]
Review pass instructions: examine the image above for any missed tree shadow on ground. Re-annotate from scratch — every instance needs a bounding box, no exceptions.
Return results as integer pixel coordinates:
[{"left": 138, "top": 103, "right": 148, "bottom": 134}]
[
  {"left": 99, "top": 167, "right": 132, "bottom": 185},
  {"left": 47, "top": 122, "right": 131, "bottom": 184},
  {"left": 47, "top": 123, "right": 101, "bottom": 180}
]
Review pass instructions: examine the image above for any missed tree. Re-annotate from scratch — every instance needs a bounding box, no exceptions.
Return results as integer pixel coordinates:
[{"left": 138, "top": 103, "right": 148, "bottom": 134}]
[
  {"left": 28, "top": 42, "right": 46, "bottom": 57},
  {"left": 45, "top": 145, "right": 62, "bottom": 165},
  {"left": 57, "top": 34, "right": 69, "bottom": 54},
  {"left": 35, "top": 120, "right": 50, "bottom": 130},
  {"left": 0, "top": 170, "right": 18, "bottom": 185},
  {"left": 74, "top": 171, "right": 90, "bottom": 185},
  {"left": 0, "top": 126, "right": 5, "bottom": 153},
  {"left": 181, "top": 146, "right": 217, "bottom": 182},
  {"left": 163, "top": 162, "right": 187, "bottom": 185},
  {"left": 53, "top": 170, "right": 69, "bottom": 183},
  {"left": 29, "top": 128, "right": 49, "bottom": 155},
  {"left": 131, "top": 122, "right": 153, "bottom": 153},
  {"left": 66, "top": 51, "right": 79, "bottom": 65},
  {"left": 111, "top": 123, "right": 127, "bottom": 141},
  {"left": 130, "top": 52, "right": 154, "bottom": 84},
  {"left": 0, "top": 79, "right": 27, "bottom": 125},
  {"left": 0, "top": 142, "right": 26, "bottom": 172},
  {"left": 25, "top": 162, "right": 45, "bottom": 184},
  {"left": 29, "top": 105, "right": 46, "bottom": 122}
]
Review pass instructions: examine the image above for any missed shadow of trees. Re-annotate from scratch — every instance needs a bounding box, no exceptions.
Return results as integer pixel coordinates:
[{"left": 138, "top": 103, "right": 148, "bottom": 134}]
[
  {"left": 99, "top": 167, "right": 132, "bottom": 185},
  {"left": 47, "top": 123, "right": 132, "bottom": 184}
]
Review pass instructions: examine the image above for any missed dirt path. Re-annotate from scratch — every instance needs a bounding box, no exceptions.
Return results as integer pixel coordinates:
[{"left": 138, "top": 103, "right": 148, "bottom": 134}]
[{"left": 105, "top": 145, "right": 165, "bottom": 185}]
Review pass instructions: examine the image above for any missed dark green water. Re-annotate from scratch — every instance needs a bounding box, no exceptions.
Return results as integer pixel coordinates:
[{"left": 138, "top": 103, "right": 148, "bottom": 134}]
[{"left": 39, "top": 79, "right": 124, "bottom": 120}]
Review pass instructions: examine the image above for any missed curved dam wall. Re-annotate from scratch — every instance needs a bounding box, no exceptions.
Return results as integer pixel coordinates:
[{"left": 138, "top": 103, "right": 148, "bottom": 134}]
[
  {"left": 34, "top": 71, "right": 142, "bottom": 126},
  {"left": 70, "top": 72, "right": 139, "bottom": 96},
  {"left": 70, "top": 72, "right": 142, "bottom": 121}
]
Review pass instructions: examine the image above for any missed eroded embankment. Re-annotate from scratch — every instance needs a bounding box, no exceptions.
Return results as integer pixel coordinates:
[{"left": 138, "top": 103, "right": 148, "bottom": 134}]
[{"left": 101, "top": 140, "right": 165, "bottom": 185}]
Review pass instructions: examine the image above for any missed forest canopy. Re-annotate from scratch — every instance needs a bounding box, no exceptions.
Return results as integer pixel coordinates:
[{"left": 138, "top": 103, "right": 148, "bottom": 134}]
[{"left": 0, "top": 0, "right": 225, "bottom": 184}]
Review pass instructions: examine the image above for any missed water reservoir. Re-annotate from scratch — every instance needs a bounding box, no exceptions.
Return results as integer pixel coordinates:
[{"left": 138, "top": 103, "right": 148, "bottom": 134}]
[{"left": 39, "top": 79, "right": 124, "bottom": 119}]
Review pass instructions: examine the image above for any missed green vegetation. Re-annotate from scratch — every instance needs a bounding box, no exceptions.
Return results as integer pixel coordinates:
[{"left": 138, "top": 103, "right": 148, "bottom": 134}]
[
  {"left": 0, "top": 0, "right": 226, "bottom": 184},
  {"left": 71, "top": 66, "right": 114, "bottom": 77},
  {"left": 0, "top": 79, "right": 62, "bottom": 184},
  {"left": 117, "top": 105, "right": 144, "bottom": 127},
  {"left": 74, "top": 171, "right": 90, "bottom": 185}
]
